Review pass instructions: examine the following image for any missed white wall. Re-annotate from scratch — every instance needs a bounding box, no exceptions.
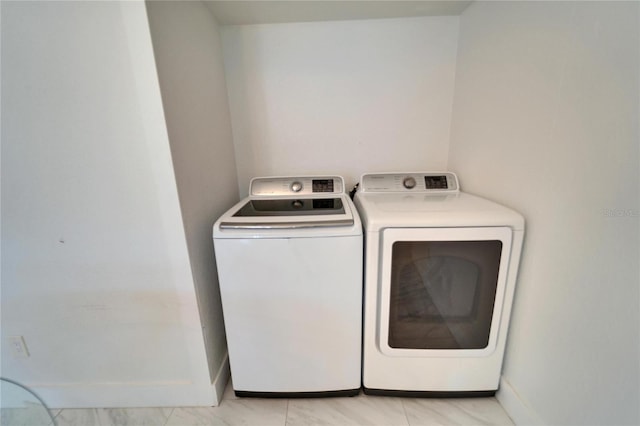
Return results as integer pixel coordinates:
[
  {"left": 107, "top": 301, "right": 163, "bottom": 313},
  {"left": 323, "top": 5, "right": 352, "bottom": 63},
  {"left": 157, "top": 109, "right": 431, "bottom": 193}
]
[
  {"left": 1, "top": 1, "right": 217, "bottom": 407},
  {"left": 145, "top": 0, "right": 239, "bottom": 401},
  {"left": 221, "top": 16, "right": 459, "bottom": 196},
  {"left": 449, "top": 2, "right": 639, "bottom": 424}
]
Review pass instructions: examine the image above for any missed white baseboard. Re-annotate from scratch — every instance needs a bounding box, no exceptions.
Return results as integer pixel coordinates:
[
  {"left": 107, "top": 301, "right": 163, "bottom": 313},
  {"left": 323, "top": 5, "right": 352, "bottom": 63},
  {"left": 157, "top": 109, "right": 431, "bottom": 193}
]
[
  {"left": 211, "top": 352, "right": 230, "bottom": 406},
  {"left": 19, "top": 353, "right": 231, "bottom": 408},
  {"left": 35, "top": 381, "right": 222, "bottom": 409},
  {"left": 497, "top": 377, "right": 545, "bottom": 425}
]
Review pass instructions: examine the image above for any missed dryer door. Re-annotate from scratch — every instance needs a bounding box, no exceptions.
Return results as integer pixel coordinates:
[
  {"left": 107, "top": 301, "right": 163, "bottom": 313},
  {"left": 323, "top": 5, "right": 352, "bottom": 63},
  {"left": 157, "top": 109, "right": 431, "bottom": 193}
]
[{"left": 378, "top": 227, "right": 512, "bottom": 357}]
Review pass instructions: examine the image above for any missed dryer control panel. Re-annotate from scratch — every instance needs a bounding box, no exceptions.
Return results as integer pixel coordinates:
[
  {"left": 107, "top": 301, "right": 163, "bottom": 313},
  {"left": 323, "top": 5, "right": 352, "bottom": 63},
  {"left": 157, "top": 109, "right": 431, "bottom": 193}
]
[
  {"left": 359, "top": 172, "right": 459, "bottom": 193},
  {"left": 250, "top": 176, "right": 345, "bottom": 197}
]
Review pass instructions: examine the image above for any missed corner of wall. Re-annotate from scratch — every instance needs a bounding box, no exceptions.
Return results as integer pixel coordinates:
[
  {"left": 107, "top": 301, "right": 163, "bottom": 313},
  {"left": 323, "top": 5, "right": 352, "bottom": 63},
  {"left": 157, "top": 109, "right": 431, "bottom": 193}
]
[
  {"left": 144, "top": 0, "right": 239, "bottom": 396},
  {"left": 211, "top": 352, "right": 231, "bottom": 405},
  {"left": 497, "top": 377, "right": 545, "bottom": 425}
]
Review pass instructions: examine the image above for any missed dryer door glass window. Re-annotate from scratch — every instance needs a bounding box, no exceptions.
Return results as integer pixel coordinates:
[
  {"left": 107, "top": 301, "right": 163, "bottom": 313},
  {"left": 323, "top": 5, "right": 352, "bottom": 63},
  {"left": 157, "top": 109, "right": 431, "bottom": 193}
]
[{"left": 388, "top": 240, "right": 502, "bottom": 350}]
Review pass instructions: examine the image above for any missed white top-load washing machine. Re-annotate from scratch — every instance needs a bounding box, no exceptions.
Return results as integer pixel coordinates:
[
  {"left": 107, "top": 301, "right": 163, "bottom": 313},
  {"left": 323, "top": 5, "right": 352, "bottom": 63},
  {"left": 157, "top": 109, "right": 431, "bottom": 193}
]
[
  {"left": 213, "top": 176, "right": 362, "bottom": 397},
  {"left": 354, "top": 172, "right": 524, "bottom": 396}
]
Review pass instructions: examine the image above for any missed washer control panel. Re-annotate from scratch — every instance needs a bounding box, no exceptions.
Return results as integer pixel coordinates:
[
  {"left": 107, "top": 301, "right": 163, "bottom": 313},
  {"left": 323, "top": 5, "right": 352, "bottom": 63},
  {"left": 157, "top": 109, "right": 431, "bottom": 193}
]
[
  {"left": 251, "top": 176, "right": 345, "bottom": 196},
  {"left": 360, "top": 172, "right": 459, "bottom": 193}
]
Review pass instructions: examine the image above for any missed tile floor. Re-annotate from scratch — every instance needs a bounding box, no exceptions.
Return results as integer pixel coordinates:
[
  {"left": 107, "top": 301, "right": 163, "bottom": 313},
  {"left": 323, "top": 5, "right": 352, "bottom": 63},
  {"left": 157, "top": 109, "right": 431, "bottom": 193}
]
[{"left": 2, "top": 380, "right": 514, "bottom": 426}]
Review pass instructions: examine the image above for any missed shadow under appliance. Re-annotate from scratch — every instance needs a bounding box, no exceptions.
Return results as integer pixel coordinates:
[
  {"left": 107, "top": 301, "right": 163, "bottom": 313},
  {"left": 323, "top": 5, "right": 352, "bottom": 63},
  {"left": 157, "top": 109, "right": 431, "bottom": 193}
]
[
  {"left": 213, "top": 176, "right": 362, "bottom": 397},
  {"left": 354, "top": 172, "right": 524, "bottom": 396}
]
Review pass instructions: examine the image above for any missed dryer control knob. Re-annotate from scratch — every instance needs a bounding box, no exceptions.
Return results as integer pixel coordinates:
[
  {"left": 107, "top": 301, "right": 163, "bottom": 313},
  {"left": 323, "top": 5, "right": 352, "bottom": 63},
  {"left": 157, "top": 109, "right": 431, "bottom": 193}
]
[
  {"left": 403, "top": 176, "right": 417, "bottom": 189},
  {"left": 290, "top": 181, "right": 303, "bottom": 192}
]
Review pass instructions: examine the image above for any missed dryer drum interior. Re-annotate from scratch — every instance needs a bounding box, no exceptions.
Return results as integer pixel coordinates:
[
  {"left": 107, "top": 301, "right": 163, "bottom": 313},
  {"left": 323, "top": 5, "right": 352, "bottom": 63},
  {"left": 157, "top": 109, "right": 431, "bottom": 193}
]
[{"left": 388, "top": 240, "right": 502, "bottom": 350}]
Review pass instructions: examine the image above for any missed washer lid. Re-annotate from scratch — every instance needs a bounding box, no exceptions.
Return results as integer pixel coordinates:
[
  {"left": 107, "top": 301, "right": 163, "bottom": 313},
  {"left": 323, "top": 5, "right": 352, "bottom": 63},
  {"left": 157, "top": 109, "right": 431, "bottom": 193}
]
[
  {"left": 214, "top": 176, "right": 361, "bottom": 236},
  {"left": 215, "top": 194, "right": 360, "bottom": 232},
  {"left": 219, "top": 196, "right": 353, "bottom": 230},
  {"left": 233, "top": 197, "right": 345, "bottom": 217}
]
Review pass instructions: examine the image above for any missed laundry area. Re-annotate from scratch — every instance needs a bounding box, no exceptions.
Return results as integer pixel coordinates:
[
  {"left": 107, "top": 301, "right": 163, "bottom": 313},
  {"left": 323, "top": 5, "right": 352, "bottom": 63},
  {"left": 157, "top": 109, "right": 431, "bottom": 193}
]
[{"left": 1, "top": 1, "right": 638, "bottom": 426}]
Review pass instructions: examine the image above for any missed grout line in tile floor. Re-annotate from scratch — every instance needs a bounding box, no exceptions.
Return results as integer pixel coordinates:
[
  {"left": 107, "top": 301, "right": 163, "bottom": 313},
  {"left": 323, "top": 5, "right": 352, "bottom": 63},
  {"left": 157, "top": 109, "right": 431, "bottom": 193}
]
[
  {"left": 284, "top": 399, "right": 291, "bottom": 426},
  {"left": 400, "top": 399, "right": 411, "bottom": 426},
  {"left": 163, "top": 407, "right": 174, "bottom": 426}
]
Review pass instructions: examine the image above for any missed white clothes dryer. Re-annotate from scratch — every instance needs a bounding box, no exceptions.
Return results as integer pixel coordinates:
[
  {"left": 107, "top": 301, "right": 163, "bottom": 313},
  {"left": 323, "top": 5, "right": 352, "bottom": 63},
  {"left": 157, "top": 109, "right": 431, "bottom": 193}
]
[
  {"left": 354, "top": 172, "right": 524, "bottom": 396},
  {"left": 213, "top": 176, "right": 362, "bottom": 397}
]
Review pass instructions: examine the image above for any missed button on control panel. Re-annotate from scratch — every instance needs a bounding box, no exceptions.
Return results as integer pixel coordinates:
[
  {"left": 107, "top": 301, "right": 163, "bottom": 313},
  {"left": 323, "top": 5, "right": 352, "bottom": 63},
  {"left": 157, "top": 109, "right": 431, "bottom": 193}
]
[{"left": 402, "top": 176, "right": 417, "bottom": 189}]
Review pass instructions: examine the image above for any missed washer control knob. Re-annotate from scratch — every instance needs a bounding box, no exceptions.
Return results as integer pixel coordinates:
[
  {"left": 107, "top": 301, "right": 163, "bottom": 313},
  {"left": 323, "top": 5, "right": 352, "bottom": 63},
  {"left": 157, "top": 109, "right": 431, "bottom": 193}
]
[
  {"left": 290, "top": 181, "right": 303, "bottom": 192},
  {"left": 403, "top": 176, "right": 417, "bottom": 189}
]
